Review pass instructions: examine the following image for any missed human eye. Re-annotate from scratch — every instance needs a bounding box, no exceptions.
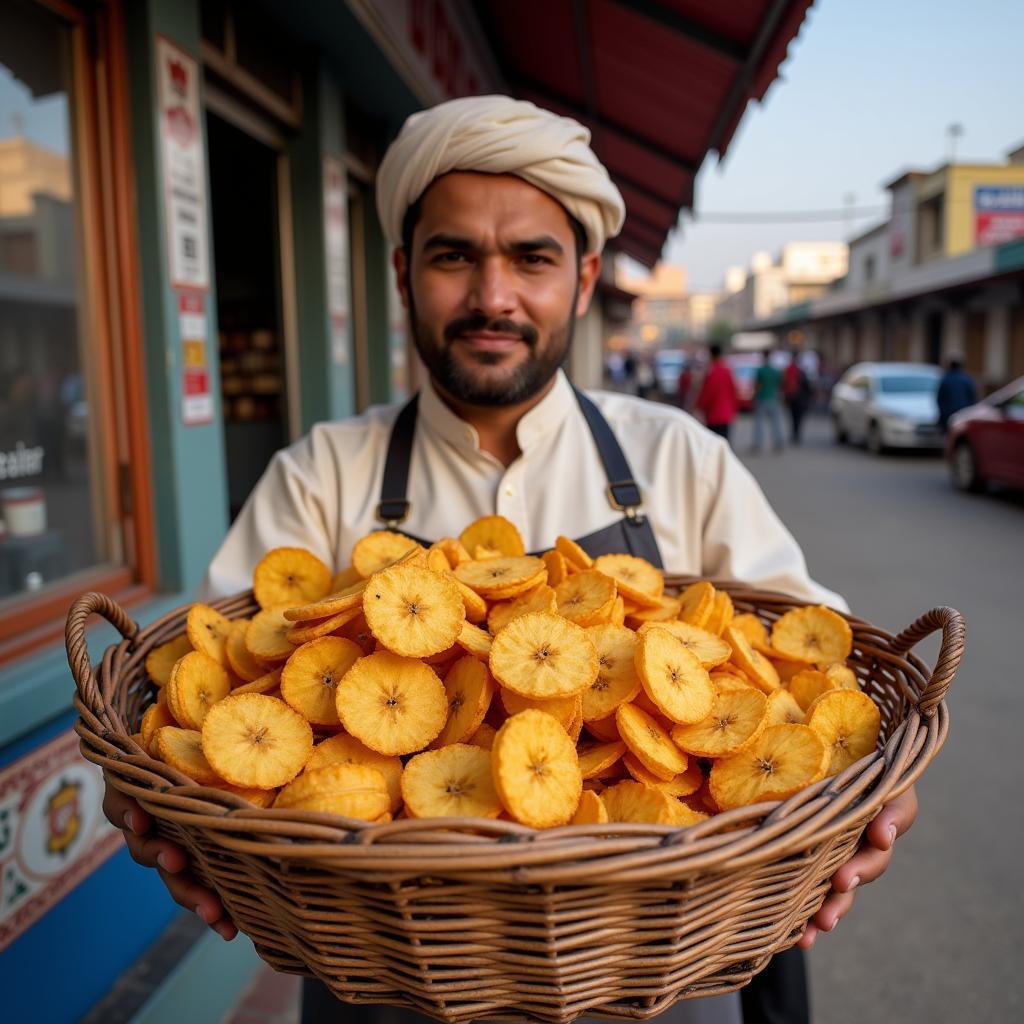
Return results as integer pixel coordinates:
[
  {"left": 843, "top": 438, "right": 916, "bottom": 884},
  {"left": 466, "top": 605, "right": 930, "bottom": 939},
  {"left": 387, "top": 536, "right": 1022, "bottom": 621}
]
[{"left": 518, "top": 253, "right": 553, "bottom": 267}]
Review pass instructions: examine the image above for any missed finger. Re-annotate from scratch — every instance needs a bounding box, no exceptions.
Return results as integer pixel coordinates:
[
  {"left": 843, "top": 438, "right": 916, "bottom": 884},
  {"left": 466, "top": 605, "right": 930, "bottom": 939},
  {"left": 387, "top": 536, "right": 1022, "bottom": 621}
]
[
  {"left": 210, "top": 918, "right": 239, "bottom": 941},
  {"left": 865, "top": 787, "right": 918, "bottom": 851},
  {"left": 831, "top": 841, "right": 895, "bottom": 892},
  {"left": 123, "top": 832, "right": 189, "bottom": 873},
  {"left": 157, "top": 867, "right": 230, "bottom": 927},
  {"left": 809, "top": 889, "right": 857, "bottom": 934},
  {"left": 797, "top": 923, "right": 818, "bottom": 950},
  {"left": 103, "top": 788, "right": 152, "bottom": 836}
]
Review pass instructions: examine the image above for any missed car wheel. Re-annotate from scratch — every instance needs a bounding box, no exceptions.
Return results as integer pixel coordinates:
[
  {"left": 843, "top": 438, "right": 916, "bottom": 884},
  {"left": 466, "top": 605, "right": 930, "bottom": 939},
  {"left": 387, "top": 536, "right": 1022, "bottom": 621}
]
[
  {"left": 867, "top": 421, "right": 885, "bottom": 455},
  {"left": 951, "top": 440, "right": 984, "bottom": 492},
  {"left": 833, "top": 415, "right": 848, "bottom": 445}
]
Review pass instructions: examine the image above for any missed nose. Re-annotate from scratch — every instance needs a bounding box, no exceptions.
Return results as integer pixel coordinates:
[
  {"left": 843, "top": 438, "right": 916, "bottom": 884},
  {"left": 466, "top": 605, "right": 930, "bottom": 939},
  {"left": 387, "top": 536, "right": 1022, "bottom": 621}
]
[{"left": 467, "top": 257, "right": 517, "bottom": 320}]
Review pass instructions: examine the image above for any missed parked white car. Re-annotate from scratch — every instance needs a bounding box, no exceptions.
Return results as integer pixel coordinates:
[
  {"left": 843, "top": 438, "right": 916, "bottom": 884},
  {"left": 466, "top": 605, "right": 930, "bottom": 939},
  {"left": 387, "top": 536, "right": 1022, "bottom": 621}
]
[{"left": 830, "top": 362, "right": 944, "bottom": 452}]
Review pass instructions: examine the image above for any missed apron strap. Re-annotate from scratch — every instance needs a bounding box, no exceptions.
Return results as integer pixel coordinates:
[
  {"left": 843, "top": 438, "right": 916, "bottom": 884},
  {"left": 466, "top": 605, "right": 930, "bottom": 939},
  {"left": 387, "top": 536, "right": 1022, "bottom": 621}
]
[
  {"left": 571, "top": 387, "right": 645, "bottom": 517},
  {"left": 376, "top": 394, "right": 418, "bottom": 527}
]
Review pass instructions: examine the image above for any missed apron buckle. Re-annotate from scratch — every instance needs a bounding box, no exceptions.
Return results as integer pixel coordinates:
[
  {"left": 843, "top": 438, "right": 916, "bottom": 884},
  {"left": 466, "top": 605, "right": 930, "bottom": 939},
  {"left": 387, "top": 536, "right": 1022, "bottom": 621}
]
[
  {"left": 376, "top": 499, "right": 411, "bottom": 527},
  {"left": 605, "top": 480, "right": 643, "bottom": 517}
]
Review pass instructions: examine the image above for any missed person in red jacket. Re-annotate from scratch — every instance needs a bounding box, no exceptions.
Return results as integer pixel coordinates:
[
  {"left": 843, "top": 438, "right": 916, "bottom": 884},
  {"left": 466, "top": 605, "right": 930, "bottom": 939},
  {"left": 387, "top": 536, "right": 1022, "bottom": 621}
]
[{"left": 695, "top": 344, "right": 739, "bottom": 443}]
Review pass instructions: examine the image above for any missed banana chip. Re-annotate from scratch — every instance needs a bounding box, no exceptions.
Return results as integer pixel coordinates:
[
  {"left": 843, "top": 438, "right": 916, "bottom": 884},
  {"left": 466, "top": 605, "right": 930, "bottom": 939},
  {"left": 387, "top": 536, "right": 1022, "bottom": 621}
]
[
  {"left": 145, "top": 634, "right": 193, "bottom": 687},
  {"left": 281, "top": 636, "right": 363, "bottom": 727},
  {"left": 788, "top": 668, "right": 835, "bottom": 712},
  {"left": 364, "top": 564, "right": 464, "bottom": 658},
  {"left": 555, "top": 570, "right": 617, "bottom": 626},
  {"left": 153, "top": 726, "right": 221, "bottom": 784},
  {"left": 455, "top": 556, "right": 546, "bottom": 599},
  {"left": 638, "top": 620, "right": 732, "bottom": 669},
  {"left": 615, "top": 702, "right": 689, "bottom": 781},
  {"left": 186, "top": 604, "right": 233, "bottom": 666},
  {"left": 456, "top": 621, "right": 493, "bottom": 660},
  {"left": 488, "top": 584, "right": 558, "bottom": 634},
  {"left": 167, "top": 650, "right": 231, "bottom": 730},
  {"left": 592, "top": 554, "right": 664, "bottom": 608},
  {"left": 246, "top": 607, "right": 298, "bottom": 663},
  {"left": 571, "top": 789, "right": 609, "bottom": 824},
  {"left": 458, "top": 515, "right": 525, "bottom": 559},
  {"left": 500, "top": 689, "right": 580, "bottom": 730},
  {"left": 283, "top": 579, "right": 368, "bottom": 623},
  {"left": 305, "top": 733, "right": 403, "bottom": 812},
  {"left": 578, "top": 740, "right": 628, "bottom": 780},
  {"left": 351, "top": 531, "right": 422, "bottom": 579},
  {"left": 492, "top": 709, "right": 582, "bottom": 828},
  {"left": 771, "top": 605, "right": 853, "bottom": 665},
  {"left": 286, "top": 605, "right": 363, "bottom": 645},
  {"left": 635, "top": 629, "right": 715, "bottom": 725},
  {"left": 723, "top": 624, "right": 781, "bottom": 695},
  {"left": 402, "top": 744, "right": 502, "bottom": 819},
  {"left": 602, "top": 780, "right": 678, "bottom": 825},
  {"left": 805, "top": 688, "right": 881, "bottom": 775},
  {"left": 253, "top": 547, "right": 332, "bottom": 611},
  {"left": 432, "top": 656, "right": 495, "bottom": 747},
  {"left": 678, "top": 581, "right": 715, "bottom": 628},
  {"left": 555, "top": 535, "right": 593, "bottom": 571},
  {"left": 670, "top": 688, "right": 769, "bottom": 758},
  {"left": 275, "top": 763, "right": 390, "bottom": 821},
  {"left": 225, "top": 620, "right": 266, "bottom": 683},
  {"left": 582, "top": 624, "right": 641, "bottom": 720},
  {"left": 766, "top": 688, "right": 806, "bottom": 726},
  {"left": 704, "top": 589, "right": 735, "bottom": 636},
  {"left": 489, "top": 612, "right": 598, "bottom": 699},
  {"left": 541, "top": 549, "right": 568, "bottom": 587}
]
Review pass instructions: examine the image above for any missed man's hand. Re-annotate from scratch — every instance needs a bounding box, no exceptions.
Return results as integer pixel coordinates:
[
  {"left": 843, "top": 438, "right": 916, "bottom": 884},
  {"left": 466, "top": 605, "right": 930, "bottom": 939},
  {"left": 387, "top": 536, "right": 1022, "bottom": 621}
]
[
  {"left": 103, "top": 784, "right": 237, "bottom": 940},
  {"left": 797, "top": 785, "right": 918, "bottom": 949}
]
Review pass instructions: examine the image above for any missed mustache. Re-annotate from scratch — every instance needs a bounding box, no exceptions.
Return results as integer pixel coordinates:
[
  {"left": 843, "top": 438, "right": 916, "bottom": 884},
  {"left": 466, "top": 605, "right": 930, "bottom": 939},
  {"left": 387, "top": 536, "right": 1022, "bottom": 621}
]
[{"left": 443, "top": 315, "right": 538, "bottom": 346}]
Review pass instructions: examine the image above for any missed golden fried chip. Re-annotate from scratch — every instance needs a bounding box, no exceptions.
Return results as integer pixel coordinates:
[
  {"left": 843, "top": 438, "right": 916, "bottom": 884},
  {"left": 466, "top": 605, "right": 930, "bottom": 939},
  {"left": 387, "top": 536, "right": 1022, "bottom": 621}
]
[
  {"left": 275, "top": 763, "right": 389, "bottom": 821},
  {"left": 492, "top": 709, "right": 582, "bottom": 828},
  {"left": 610, "top": 595, "right": 626, "bottom": 626},
  {"left": 624, "top": 594, "right": 682, "bottom": 629},
  {"left": 337, "top": 611, "right": 375, "bottom": 653},
  {"left": 669, "top": 800, "right": 710, "bottom": 827},
  {"left": 638, "top": 620, "right": 732, "bottom": 669},
  {"left": 771, "top": 606, "right": 853, "bottom": 665},
  {"left": 615, "top": 702, "right": 689, "bottom": 781},
  {"left": 788, "top": 668, "right": 835, "bottom": 712},
  {"left": 467, "top": 722, "right": 497, "bottom": 751},
  {"left": 231, "top": 666, "right": 283, "bottom": 696},
  {"left": 709, "top": 723, "right": 828, "bottom": 810},
  {"left": 225, "top": 620, "right": 265, "bottom": 683},
  {"left": 206, "top": 780, "right": 278, "bottom": 807},
  {"left": 555, "top": 535, "right": 593, "bottom": 570},
  {"left": 455, "top": 556, "right": 546, "bottom": 599},
  {"left": 141, "top": 702, "right": 176, "bottom": 752},
  {"left": 488, "top": 584, "right": 558, "bottom": 634},
  {"left": 186, "top": 604, "right": 233, "bottom": 666},
  {"left": 593, "top": 554, "right": 664, "bottom": 608},
  {"left": 434, "top": 536, "right": 471, "bottom": 568},
  {"left": 145, "top": 634, "right": 193, "bottom": 687},
  {"left": 283, "top": 578, "right": 368, "bottom": 622},
  {"left": 432, "top": 656, "right": 494, "bottom": 747},
  {"left": 426, "top": 545, "right": 452, "bottom": 574},
  {"left": 711, "top": 671, "right": 755, "bottom": 693},
  {"left": 704, "top": 589, "right": 735, "bottom": 636},
  {"left": 723, "top": 624, "right": 781, "bottom": 694},
  {"left": 578, "top": 740, "right": 628, "bottom": 780},
  {"left": 670, "top": 688, "right": 768, "bottom": 758},
  {"left": 766, "top": 688, "right": 806, "bottom": 726},
  {"left": 253, "top": 547, "right": 332, "bottom": 611},
  {"left": 602, "top": 780, "right": 677, "bottom": 824},
  {"left": 286, "top": 605, "right": 363, "bottom": 645},
  {"left": 402, "top": 744, "right": 502, "bottom": 819},
  {"left": 554, "top": 570, "right": 618, "bottom": 626},
  {"left": 280, "top": 636, "right": 363, "bottom": 727},
  {"left": 636, "top": 629, "right": 715, "bottom": 725},
  {"left": 489, "top": 612, "right": 598, "bottom": 699},
  {"left": 456, "top": 621, "right": 493, "bottom": 660},
  {"left": 336, "top": 650, "right": 447, "bottom": 755},
  {"left": 305, "top": 733, "right": 403, "bottom": 812},
  {"left": 246, "top": 607, "right": 298, "bottom": 663},
  {"left": 571, "top": 789, "right": 609, "bottom": 824},
  {"left": 350, "top": 531, "right": 422, "bottom": 579},
  {"left": 823, "top": 662, "right": 860, "bottom": 690},
  {"left": 153, "top": 726, "right": 221, "bottom": 784},
  {"left": 363, "top": 564, "right": 464, "bottom": 658},
  {"left": 500, "top": 689, "right": 580, "bottom": 730},
  {"left": 622, "top": 753, "right": 703, "bottom": 797},
  {"left": 459, "top": 515, "right": 525, "bottom": 559},
  {"left": 773, "top": 658, "right": 808, "bottom": 684},
  {"left": 585, "top": 713, "right": 621, "bottom": 742},
  {"left": 582, "top": 624, "right": 641, "bottom": 721},
  {"left": 202, "top": 693, "right": 313, "bottom": 789},
  {"left": 731, "top": 612, "right": 769, "bottom": 648},
  {"left": 805, "top": 688, "right": 881, "bottom": 776},
  {"left": 678, "top": 581, "right": 715, "bottom": 628},
  {"left": 331, "top": 566, "right": 363, "bottom": 592},
  {"left": 541, "top": 549, "right": 568, "bottom": 587},
  {"left": 167, "top": 651, "right": 231, "bottom": 730}
]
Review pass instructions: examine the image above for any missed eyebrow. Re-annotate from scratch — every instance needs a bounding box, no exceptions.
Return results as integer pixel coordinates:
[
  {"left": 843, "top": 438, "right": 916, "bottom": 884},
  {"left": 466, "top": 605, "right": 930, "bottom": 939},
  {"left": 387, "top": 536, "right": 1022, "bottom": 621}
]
[{"left": 422, "top": 233, "right": 565, "bottom": 256}]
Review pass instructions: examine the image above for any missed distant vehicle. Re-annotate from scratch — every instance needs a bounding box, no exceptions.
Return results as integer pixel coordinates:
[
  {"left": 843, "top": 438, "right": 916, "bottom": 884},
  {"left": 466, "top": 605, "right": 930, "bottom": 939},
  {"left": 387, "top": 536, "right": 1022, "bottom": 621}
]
[
  {"left": 724, "top": 352, "right": 762, "bottom": 411},
  {"left": 945, "top": 375, "right": 1024, "bottom": 492},
  {"left": 653, "top": 348, "right": 688, "bottom": 397},
  {"left": 830, "top": 362, "right": 944, "bottom": 453}
]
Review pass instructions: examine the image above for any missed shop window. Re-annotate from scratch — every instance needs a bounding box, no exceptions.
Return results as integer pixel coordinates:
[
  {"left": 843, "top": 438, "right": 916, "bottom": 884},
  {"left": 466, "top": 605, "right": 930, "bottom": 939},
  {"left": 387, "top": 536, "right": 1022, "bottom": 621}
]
[{"left": 0, "top": 0, "right": 152, "bottom": 662}]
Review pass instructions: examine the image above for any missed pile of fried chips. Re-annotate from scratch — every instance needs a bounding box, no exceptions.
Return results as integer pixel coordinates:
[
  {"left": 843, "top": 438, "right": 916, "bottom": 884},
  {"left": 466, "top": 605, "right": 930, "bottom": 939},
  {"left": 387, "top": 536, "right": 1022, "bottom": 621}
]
[{"left": 137, "top": 515, "right": 881, "bottom": 828}]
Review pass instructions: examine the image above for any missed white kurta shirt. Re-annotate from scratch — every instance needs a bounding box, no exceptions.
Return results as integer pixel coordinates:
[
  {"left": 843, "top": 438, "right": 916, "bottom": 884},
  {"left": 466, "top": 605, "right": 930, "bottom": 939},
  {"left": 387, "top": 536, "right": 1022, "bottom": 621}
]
[{"left": 202, "top": 370, "right": 846, "bottom": 611}]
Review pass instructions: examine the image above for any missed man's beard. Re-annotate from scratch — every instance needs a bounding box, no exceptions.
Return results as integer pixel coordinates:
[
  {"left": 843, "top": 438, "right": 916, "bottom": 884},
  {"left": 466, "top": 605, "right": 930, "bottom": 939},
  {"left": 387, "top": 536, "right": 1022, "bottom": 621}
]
[{"left": 409, "top": 300, "right": 576, "bottom": 408}]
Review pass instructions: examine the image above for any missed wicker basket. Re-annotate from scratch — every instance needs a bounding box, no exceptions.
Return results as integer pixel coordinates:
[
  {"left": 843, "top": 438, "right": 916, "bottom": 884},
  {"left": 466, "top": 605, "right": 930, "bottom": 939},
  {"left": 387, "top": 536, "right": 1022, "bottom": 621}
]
[{"left": 66, "top": 580, "right": 964, "bottom": 1023}]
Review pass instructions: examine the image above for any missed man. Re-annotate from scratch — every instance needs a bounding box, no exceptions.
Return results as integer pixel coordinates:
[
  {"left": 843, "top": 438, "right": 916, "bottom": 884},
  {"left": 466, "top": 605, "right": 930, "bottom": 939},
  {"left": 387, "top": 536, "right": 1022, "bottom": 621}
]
[
  {"left": 936, "top": 357, "right": 977, "bottom": 431},
  {"left": 752, "top": 351, "right": 785, "bottom": 453},
  {"left": 104, "top": 96, "right": 916, "bottom": 1024},
  {"left": 782, "top": 356, "right": 812, "bottom": 445},
  {"left": 694, "top": 345, "right": 738, "bottom": 443}
]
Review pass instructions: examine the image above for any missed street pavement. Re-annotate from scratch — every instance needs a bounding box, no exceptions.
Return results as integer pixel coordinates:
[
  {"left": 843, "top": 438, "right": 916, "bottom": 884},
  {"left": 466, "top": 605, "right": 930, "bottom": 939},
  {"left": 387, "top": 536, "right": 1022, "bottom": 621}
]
[{"left": 727, "top": 410, "right": 1021, "bottom": 1024}]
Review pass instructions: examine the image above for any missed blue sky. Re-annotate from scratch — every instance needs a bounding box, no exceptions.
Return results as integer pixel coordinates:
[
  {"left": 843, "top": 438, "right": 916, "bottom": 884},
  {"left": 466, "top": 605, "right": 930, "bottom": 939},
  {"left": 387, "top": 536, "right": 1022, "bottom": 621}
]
[{"left": 663, "top": 0, "right": 1024, "bottom": 290}]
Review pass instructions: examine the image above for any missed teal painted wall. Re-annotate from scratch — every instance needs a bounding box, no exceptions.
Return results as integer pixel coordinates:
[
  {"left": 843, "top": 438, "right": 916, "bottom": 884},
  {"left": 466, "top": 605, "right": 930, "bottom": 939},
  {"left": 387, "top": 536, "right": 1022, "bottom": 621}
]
[{"left": 126, "top": 0, "right": 229, "bottom": 595}]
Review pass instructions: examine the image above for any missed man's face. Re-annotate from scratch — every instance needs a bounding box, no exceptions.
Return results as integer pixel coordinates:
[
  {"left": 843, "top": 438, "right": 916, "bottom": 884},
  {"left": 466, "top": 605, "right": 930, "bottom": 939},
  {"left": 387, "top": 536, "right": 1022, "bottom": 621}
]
[{"left": 394, "top": 172, "right": 601, "bottom": 406}]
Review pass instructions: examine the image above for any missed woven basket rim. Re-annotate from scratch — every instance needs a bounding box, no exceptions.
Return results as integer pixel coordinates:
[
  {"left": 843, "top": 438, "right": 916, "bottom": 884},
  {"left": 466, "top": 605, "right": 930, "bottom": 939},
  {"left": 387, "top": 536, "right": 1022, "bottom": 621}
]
[{"left": 67, "top": 578, "right": 963, "bottom": 880}]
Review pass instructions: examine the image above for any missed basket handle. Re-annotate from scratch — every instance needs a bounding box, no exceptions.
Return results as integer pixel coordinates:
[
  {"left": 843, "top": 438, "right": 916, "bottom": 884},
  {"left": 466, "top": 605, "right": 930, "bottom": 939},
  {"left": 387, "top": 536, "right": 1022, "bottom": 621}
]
[
  {"left": 887, "top": 606, "right": 965, "bottom": 718},
  {"left": 65, "top": 591, "right": 139, "bottom": 717}
]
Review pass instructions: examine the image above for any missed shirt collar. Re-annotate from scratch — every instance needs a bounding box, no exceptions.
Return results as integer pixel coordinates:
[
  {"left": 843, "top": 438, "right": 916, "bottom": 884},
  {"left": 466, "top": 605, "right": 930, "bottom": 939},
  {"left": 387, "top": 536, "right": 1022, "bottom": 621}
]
[{"left": 418, "top": 369, "right": 577, "bottom": 454}]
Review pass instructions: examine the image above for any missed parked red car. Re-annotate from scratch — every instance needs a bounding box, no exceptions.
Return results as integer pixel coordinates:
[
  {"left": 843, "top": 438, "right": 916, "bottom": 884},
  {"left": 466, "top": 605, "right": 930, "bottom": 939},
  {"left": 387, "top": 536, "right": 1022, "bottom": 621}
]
[{"left": 945, "top": 375, "right": 1024, "bottom": 492}]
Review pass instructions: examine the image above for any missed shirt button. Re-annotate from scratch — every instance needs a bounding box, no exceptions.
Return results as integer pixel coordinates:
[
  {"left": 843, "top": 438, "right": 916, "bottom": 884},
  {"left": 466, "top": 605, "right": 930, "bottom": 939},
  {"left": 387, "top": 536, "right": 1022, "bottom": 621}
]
[
  {"left": 504, "top": 486, "right": 516, "bottom": 497},
  {"left": 463, "top": 429, "right": 473, "bottom": 442}
]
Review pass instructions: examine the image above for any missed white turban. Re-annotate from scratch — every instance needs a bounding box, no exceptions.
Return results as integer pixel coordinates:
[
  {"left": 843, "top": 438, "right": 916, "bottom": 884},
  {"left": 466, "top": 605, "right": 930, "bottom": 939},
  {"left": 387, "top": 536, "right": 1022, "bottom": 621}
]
[{"left": 376, "top": 95, "right": 625, "bottom": 253}]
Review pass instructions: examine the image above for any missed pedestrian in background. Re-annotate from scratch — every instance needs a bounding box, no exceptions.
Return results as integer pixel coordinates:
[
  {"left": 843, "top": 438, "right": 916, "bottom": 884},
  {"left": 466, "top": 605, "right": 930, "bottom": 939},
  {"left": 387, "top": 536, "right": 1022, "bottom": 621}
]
[
  {"left": 752, "top": 350, "right": 785, "bottom": 452},
  {"left": 677, "top": 360, "right": 693, "bottom": 410},
  {"left": 936, "top": 357, "right": 978, "bottom": 431},
  {"left": 694, "top": 344, "right": 738, "bottom": 443},
  {"left": 783, "top": 356, "right": 812, "bottom": 445},
  {"left": 635, "top": 357, "right": 656, "bottom": 399}
]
